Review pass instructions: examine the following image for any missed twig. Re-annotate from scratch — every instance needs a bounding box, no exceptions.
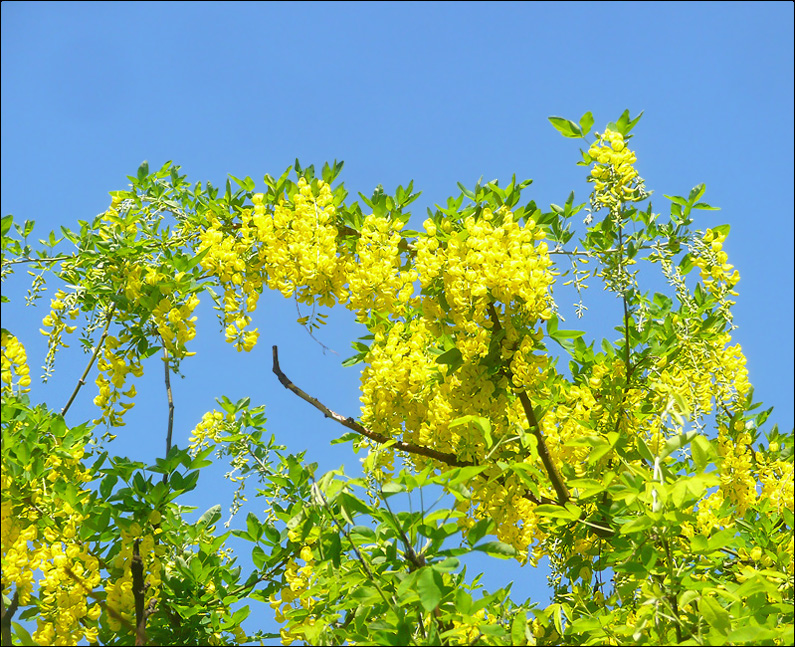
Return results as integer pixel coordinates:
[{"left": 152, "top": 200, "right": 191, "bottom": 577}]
[
  {"left": 310, "top": 478, "right": 396, "bottom": 612},
  {"left": 1, "top": 254, "right": 75, "bottom": 267},
  {"left": 61, "top": 304, "right": 116, "bottom": 417},
  {"left": 272, "top": 346, "right": 471, "bottom": 467},
  {"left": 162, "top": 347, "right": 174, "bottom": 484}
]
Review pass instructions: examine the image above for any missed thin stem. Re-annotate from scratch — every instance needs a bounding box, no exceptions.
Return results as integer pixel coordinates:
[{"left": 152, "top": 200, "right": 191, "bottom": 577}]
[
  {"left": 2, "top": 254, "right": 75, "bottom": 266},
  {"left": 310, "top": 479, "right": 397, "bottom": 614},
  {"left": 617, "top": 228, "right": 632, "bottom": 374},
  {"left": 162, "top": 347, "right": 175, "bottom": 484},
  {"left": 61, "top": 304, "right": 116, "bottom": 417}
]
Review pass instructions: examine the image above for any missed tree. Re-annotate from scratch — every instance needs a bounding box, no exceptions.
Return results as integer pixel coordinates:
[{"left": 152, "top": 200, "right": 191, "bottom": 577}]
[{"left": 1, "top": 111, "right": 792, "bottom": 646}]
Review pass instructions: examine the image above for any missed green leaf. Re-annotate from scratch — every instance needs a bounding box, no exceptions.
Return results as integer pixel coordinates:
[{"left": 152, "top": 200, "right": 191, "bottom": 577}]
[
  {"left": 245, "top": 512, "right": 262, "bottom": 542},
  {"left": 457, "top": 182, "right": 476, "bottom": 201},
  {"left": 511, "top": 612, "right": 528, "bottom": 646},
  {"left": 579, "top": 112, "right": 594, "bottom": 136},
  {"left": 137, "top": 160, "right": 149, "bottom": 181},
  {"left": 472, "top": 541, "right": 519, "bottom": 559},
  {"left": 548, "top": 116, "right": 583, "bottom": 138},
  {"left": 196, "top": 504, "right": 222, "bottom": 530},
  {"left": 567, "top": 478, "right": 606, "bottom": 499},
  {"left": 699, "top": 595, "right": 731, "bottom": 634},
  {"left": 449, "top": 415, "right": 492, "bottom": 449},
  {"left": 534, "top": 504, "right": 581, "bottom": 521},
  {"left": 431, "top": 557, "right": 460, "bottom": 573},
  {"left": 1, "top": 215, "right": 12, "bottom": 237},
  {"left": 620, "top": 515, "right": 654, "bottom": 534},
  {"left": 663, "top": 194, "right": 688, "bottom": 206},
  {"left": 692, "top": 202, "right": 720, "bottom": 211},
  {"left": 436, "top": 347, "right": 464, "bottom": 373},
  {"left": 691, "top": 435, "right": 712, "bottom": 472},
  {"left": 688, "top": 183, "right": 706, "bottom": 204},
  {"left": 252, "top": 545, "right": 267, "bottom": 569},
  {"left": 661, "top": 430, "right": 699, "bottom": 459},
  {"left": 12, "top": 622, "right": 35, "bottom": 646},
  {"left": 416, "top": 567, "right": 443, "bottom": 611}
]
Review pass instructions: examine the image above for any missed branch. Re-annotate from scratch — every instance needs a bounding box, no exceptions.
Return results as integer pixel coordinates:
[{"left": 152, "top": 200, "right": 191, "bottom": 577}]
[
  {"left": 162, "top": 347, "right": 175, "bottom": 484},
  {"left": 131, "top": 540, "right": 147, "bottom": 646},
  {"left": 517, "top": 392, "right": 570, "bottom": 505},
  {"left": 272, "top": 346, "right": 472, "bottom": 467},
  {"left": 61, "top": 304, "right": 116, "bottom": 417},
  {"left": 487, "top": 302, "right": 570, "bottom": 505},
  {"left": 0, "top": 589, "right": 19, "bottom": 647}
]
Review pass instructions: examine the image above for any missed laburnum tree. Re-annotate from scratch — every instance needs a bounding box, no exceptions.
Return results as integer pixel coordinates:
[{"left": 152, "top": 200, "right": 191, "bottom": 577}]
[{"left": 1, "top": 112, "right": 793, "bottom": 646}]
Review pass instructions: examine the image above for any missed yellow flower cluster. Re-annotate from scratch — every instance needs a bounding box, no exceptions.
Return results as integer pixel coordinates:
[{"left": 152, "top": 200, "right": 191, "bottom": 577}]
[
  {"left": 540, "top": 376, "right": 612, "bottom": 476},
  {"left": 692, "top": 228, "right": 741, "bottom": 298},
  {"left": 269, "top": 542, "right": 316, "bottom": 646},
  {"left": 587, "top": 128, "right": 644, "bottom": 211},
  {"left": 1, "top": 476, "right": 39, "bottom": 605},
  {"left": 40, "top": 290, "right": 79, "bottom": 379},
  {"left": 32, "top": 539, "right": 102, "bottom": 645},
  {"left": 417, "top": 209, "right": 554, "bottom": 340},
  {"left": 2, "top": 421, "right": 99, "bottom": 646},
  {"left": 717, "top": 425, "right": 757, "bottom": 516},
  {"left": 196, "top": 178, "right": 351, "bottom": 351},
  {"left": 93, "top": 334, "right": 143, "bottom": 427},
  {"left": 359, "top": 318, "right": 438, "bottom": 439},
  {"left": 151, "top": 291, "right": 201, "bottom": 358},
  {"left": 346, "top": 214, "right": 416, "bottom": 320},
  {"left": 357, "top": 315, "right": 560, "bottom": 553},
  {"left": 255, "top": 178, "right": 348, "bottom": 307},
  {"left": 354, "top": 205, "right": 560, "bottom": 552},
  {"left": 448, "top": 607, "right": 488, "bottom": 644},
  {"left": 188, "top": 410, "right": 231, "bottom": 455},
  {"left": 651, "top": 332, "right": 750, "bottom": 433},
  {"left": 1, "top": 331, "right": 31, "bottom": 395},
  {"left": 196, "top": 208, "right": 262, "bottom": 352},
  {"left": 757, "top": 450, "right": 794, "bottom": 517}
]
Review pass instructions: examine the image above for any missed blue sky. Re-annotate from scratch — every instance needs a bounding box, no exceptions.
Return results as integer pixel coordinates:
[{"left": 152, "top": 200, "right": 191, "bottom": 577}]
[{"left": 2, "top": 0, "right": 793, "bottom": 640}]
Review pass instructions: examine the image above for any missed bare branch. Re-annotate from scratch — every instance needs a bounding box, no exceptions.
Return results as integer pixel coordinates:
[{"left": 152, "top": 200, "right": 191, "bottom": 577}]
[{"left": 272, "top": 345, "right": 471, "bottom": 467}]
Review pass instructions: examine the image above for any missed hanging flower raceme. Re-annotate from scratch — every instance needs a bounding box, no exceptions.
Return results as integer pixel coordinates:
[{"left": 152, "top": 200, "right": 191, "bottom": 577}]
[{"left": 587, "top": 128, "right": 646, "bottom": 212}]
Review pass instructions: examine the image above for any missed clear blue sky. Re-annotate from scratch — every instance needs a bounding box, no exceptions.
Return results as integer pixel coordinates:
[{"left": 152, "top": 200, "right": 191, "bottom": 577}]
[{"left": 2, "top": 0, "right": 793, "bottom": 640}]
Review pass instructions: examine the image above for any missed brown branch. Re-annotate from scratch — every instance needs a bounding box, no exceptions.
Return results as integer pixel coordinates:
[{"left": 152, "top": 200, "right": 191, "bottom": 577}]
[
  {"left": 0, "top": 589, "right": 19, "bottom": 647},
  {"left": 132, "top": 540, "right": 147, "bottom": 646},
  {"left": 162, "top": 347, "right": 175, "bottom": 484},
  {"left": 486, "top": 302, "right": 570, "bottom": 505},
  {"left": 272, "top": 345, "right": 471, "bottom": 467},
  {"left": 517, "top": 392, "right": 570, "bottom": 505},
  {"left": 61, "top": 304, "right": 116, "bottom": 417},
  {"left": 272, "top": 346, "right": 556, "bottom": 507}
]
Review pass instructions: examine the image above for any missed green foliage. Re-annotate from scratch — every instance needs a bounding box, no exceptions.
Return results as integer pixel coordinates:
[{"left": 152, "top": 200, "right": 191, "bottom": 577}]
[{"left": 1, "top": 111, "right": 792, "bottom": 646}]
